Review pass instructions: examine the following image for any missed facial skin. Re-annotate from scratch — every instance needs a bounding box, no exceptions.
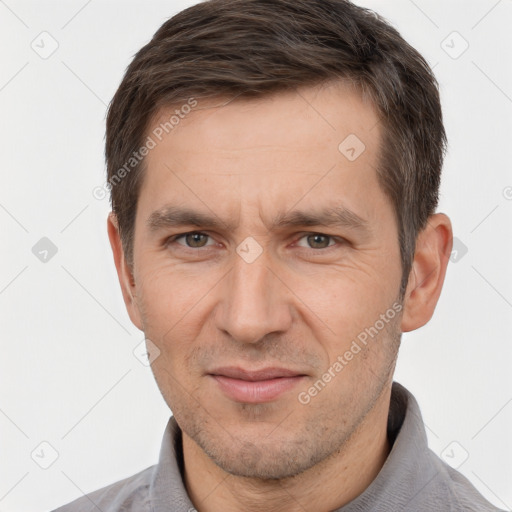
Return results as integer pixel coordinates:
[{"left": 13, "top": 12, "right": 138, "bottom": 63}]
[{"left": 108, "top": 81, "right": 452, "bottom": 512}]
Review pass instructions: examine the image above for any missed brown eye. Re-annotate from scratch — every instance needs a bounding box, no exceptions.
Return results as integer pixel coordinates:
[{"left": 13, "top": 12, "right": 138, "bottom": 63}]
[
  {"left": 174, "top": 232, "right": 212, "bottom": 248},
  {"left": 300, "top": 234, "right": 335, "bottom": 249},
  {"left": 185, "top": 233, "right": 208, "bottom": 247},
  {"left": 308, "top": 234, "right": 330, "bottom": 249}
]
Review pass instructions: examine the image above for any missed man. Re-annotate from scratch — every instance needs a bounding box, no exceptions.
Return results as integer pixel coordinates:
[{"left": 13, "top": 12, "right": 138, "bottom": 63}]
[{"left": 53, "top": 0, "right": 504, "bottom": 510}]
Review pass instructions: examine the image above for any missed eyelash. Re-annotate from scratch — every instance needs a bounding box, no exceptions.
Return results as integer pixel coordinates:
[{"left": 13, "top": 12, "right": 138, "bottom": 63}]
[{"left": 165, "top": 231, "right": 346, "bottom": 253}]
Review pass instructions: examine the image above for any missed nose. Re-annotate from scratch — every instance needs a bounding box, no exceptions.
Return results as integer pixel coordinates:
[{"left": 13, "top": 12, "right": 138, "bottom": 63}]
[{"left": 214, "top": 247, "right": 294, "bottom": 344}]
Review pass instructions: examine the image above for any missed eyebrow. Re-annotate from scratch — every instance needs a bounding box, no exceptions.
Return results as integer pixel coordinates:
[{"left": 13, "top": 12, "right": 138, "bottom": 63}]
[{"left": 146, "top": 204, "right": 371, "bottom": 237}]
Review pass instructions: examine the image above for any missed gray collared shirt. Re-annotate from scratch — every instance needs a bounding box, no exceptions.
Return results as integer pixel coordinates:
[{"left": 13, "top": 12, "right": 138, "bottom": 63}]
[{"left": 52, "top": 382, "right": 504, "bottom": 511}]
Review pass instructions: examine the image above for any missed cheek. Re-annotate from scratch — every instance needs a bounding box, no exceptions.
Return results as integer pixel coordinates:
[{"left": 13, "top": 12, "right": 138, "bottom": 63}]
[
  {"left": 296, "top": 269, "right": 401, "bottom": 387},
  {"left": 134, "top": 290, "right": 204, "bottom": 386},
  {"left": 135, "top": 258, "right": 218, "bottom": 330},
  {"left": 141, "top": 302, "right": 203, "bottom": 398},
  {"left": 298, "top": 267, "right": 391, "bottom": 337}
]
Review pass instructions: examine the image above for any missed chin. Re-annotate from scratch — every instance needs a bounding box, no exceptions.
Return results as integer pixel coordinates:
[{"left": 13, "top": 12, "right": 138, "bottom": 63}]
[{"left": 198, "top": 433, "right": 328, "bottom": 480}]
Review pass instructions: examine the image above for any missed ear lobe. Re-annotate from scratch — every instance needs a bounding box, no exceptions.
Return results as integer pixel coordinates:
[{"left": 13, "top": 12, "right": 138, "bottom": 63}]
[
  {"left": 400, "top": 213, "right": 453, "bottom": 333},
  {"left": 107, "top": 212, "right": 143, "bottom": 331}
]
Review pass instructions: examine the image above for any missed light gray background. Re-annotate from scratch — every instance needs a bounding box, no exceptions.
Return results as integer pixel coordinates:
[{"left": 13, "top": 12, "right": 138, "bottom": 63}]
[{"left": 1, "top": 1, "right": 511, "bottom": 510}]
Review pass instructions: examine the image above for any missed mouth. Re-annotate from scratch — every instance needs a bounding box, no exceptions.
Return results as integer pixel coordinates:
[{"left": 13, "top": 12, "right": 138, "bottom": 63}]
[{"left": 208, "top": 366, "right": 308, "bottom": 403}]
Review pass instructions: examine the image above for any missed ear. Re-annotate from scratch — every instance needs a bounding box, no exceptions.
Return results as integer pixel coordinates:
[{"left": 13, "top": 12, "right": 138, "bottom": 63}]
[
  {"left": 401, "top": 213, "right": 453, "bottom": 332},
  {"left": 107, "top": 212, "right": 143, "bottom": 331}
]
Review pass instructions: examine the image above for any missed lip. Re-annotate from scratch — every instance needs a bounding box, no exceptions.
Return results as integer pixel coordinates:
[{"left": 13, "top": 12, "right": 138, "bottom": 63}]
[{"left": 209, "top": 366, "right": 307, "bottom": 403}]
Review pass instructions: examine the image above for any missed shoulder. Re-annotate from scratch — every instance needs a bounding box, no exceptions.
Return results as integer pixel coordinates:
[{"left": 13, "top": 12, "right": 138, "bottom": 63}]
[
  {"left": 424, "top": 450, "right": 506, "bottom": 512},
  {"left": 51, "top": 465, "right": 155, "bottom": 512}
]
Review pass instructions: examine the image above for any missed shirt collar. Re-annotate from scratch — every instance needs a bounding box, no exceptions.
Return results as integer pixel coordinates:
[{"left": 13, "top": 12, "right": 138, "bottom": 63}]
[{"left": 339, "top": 382, "right": 439, "bottom": 511}]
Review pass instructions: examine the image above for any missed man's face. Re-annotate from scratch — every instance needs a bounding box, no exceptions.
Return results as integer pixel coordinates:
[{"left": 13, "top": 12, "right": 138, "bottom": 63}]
[{"left": 128, "top": 82, "right": 404, "bottom": 479}]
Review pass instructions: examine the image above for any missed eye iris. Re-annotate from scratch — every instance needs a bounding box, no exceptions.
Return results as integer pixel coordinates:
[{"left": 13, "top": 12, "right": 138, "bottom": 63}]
[
  {"left": 308, "top": 234, "right": 330, "bottom": 249},
  {"left": 186, "top": 233, "right": 207, "bottom": 247}
]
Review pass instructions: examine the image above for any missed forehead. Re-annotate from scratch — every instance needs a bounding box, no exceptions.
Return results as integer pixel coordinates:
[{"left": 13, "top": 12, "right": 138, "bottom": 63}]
[
  {"left": 148, "top": 81, "right": 379, "bottom": 154},
  {"left": 137, "top": 81, "right": 387, "bottom": 231}
]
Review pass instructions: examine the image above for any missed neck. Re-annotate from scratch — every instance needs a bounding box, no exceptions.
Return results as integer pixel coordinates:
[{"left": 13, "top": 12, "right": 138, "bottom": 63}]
[{"left": 182, "top": 387, "right": 392, "bottom": 512}]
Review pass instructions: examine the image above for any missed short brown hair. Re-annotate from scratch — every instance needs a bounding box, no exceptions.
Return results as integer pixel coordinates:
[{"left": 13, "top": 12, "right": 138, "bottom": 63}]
[{"left": 105, "top": 0, "right": 446, "bottom": 299}]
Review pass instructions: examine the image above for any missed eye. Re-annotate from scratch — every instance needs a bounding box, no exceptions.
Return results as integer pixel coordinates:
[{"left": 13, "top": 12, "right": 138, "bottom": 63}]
[
  {"left": 295, "top": 233, "right": 338, "bottom": 250},
  {"left": 166, "top": 231, "right": 344, "bottom": 252},
  {"left": 170, "top": 232, "right": 215, "bottom": 248}
]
